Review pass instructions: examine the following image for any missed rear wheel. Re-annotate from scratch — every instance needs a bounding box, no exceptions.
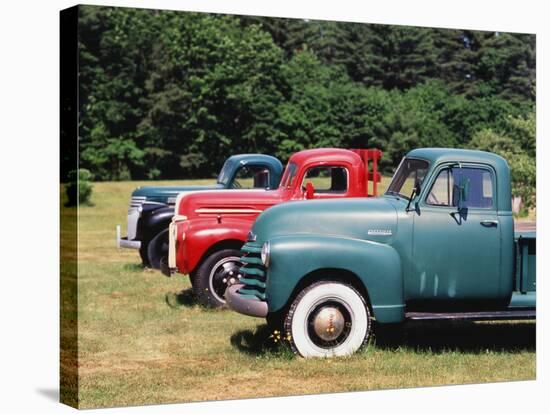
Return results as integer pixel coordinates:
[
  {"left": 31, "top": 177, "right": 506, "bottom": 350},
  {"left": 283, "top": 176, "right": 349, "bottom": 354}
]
[
  {"left": 284, "top": 281, "right": 372, "bottom": 358},
  {"left": 147, "top": 229, "right": 169, "bottom": 270},
  {"left": 193, "top": 249, "right": 242, "bottom": 308}
]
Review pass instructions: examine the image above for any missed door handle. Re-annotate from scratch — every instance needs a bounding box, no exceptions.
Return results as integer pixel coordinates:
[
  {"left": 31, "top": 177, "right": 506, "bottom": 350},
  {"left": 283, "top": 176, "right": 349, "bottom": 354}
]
[{"left": 480, "top": 220, "right": 498, "bottom": 227}]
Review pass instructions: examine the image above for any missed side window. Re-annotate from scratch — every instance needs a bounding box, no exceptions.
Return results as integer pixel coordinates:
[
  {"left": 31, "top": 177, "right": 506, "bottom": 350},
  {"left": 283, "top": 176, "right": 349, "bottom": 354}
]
[
  {"left": 426, "top": 168, "right": 453, "bottom": 206},
  {"left": 231, "top": 165, "right": 270, "bottom": 189},
  {"left": 302, "top": 166, "right": 348, "bottom": 193},
  {"left": 426, "top": 167, "right": 494, "bottom": 209},
  {"left": 457, "top": 168, "right": 494, "bottom": 209}
]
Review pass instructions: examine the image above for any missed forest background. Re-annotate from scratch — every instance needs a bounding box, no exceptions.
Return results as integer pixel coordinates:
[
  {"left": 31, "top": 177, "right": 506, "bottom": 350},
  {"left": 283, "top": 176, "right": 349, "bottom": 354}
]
[{"left": 72, "top": 6, "right": 536, "bottom": 207}]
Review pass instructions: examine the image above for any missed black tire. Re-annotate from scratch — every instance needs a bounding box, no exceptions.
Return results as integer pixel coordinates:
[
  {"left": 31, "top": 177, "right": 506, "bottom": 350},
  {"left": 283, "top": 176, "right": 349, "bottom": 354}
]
[
  {"left": 139, "top": 243, "right": 151, "bottom": 267},
  {"left": 283, "top": 280, "right": 372, "bottom": 358},
  {"left": 193, "top": 249, "right": 242, "bottom": 308},
  {"left": 266, "top": 309, "right": 286, "bottom": 333},
  {"left": 189, "top": 270, "right": 197, "bottom": 288},
  {"left": 146, "top": 229, "right": 169, "bottom": 270}
]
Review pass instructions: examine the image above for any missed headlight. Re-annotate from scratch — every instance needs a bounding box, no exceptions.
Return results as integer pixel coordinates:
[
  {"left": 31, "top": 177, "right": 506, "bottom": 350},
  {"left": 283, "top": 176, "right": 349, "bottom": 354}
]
[{"left": 261, "top": 241, "right": 270, "bottom": 268}]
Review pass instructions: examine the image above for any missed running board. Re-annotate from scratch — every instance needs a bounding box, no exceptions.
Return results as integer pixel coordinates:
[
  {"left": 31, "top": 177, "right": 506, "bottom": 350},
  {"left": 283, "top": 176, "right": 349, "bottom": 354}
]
[{"left": 405, "top": 310, "right": 536, "bottom": 321}]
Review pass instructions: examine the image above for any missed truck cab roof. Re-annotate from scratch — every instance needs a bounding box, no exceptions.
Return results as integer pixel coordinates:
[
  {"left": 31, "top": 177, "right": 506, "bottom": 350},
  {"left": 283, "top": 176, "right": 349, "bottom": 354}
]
[
  {"left": 287, "top": 148, "right": 365, "bottom": 165},
  {"left": 223, "top": 154, "right": 283, "bottom": 175},
  {"left": 407, "top": 148, "right": 509, "bottom": 171}
]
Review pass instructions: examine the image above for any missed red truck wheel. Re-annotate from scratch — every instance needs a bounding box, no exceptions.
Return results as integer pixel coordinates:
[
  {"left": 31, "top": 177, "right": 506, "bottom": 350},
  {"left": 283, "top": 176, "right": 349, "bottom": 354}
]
[
  {"left": 193, "top": 249, "right": 242, "bottom": 308},
  {"left": 283, "top": 281, "right": 372, "bottom": 357}
]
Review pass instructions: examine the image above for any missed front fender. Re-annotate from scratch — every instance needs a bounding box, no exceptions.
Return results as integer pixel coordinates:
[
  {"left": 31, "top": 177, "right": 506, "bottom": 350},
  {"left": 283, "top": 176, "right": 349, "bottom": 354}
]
[
  {"left": 266, "top": 235, "right": 405, "bottom": 323},
  {"left": 180, "top": 217, "right": 254, "bottom": 273},
  {"left": 139, "top": 205, "right": 174, "bottom": 241}
]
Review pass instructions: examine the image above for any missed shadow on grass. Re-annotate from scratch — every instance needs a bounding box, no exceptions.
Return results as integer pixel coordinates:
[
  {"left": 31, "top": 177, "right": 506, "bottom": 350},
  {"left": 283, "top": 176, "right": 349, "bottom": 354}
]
[
  {"left": 230, "top": 320, "right": 535, "bottom": 357},
  {"left": 165, "top": 288, "right": 200, "bottom": 308},
  {"left": 373, "top": 320, "right": 536, "bottom": 353},
  {"left": 230, "top": 324, "right": 293, "bottom": 358},
  {"left": 121, "top": 263, "right": 146, "bottom": 272}
]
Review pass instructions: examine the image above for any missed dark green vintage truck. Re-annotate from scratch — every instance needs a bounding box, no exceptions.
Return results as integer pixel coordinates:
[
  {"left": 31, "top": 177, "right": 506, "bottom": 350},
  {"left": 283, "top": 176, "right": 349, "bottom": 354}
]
[
  {"left": 116, "top": 154, "right": 283, "bottom": 268},
  {"left": 226, "top": 148, "right": 536, "bottom": 357}
]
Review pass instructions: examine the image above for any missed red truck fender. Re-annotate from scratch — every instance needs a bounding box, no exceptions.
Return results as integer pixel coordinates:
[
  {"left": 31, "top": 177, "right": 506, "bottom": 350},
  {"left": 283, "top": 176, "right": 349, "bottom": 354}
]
[{"left": 177, "top": 216, "right": 257, "bottom": 274}]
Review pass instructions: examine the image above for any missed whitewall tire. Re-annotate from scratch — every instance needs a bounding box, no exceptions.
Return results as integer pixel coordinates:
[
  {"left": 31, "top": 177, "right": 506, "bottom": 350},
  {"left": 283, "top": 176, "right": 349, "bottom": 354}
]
[{"left": 284, "top": 281, "right": 371, "bottom": 358}]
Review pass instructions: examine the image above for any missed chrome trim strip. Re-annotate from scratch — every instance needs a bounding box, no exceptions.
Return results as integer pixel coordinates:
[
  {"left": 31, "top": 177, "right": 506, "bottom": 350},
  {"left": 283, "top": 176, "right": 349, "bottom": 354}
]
[{"left": 195, "top": 208, "right": 263, "bottom": 214}]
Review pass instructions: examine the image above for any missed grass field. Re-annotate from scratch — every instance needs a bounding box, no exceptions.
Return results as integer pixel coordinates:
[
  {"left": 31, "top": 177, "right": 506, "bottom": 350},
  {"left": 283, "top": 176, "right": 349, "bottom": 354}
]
[{"left": 61, "top": 179, "right": 535, "bottom": 408}]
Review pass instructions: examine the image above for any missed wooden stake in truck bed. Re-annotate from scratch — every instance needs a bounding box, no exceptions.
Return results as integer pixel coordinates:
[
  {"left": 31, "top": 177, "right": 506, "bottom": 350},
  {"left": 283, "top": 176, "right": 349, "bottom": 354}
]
[{"left": 227, "top": 148, "right": 536, "bottom": 358}]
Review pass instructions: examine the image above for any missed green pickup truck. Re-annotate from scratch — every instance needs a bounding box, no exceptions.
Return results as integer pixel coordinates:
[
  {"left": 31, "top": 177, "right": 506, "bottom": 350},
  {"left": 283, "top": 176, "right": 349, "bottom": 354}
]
[{"left": 226, "top": 148, "right": 536, "bottom": 358}]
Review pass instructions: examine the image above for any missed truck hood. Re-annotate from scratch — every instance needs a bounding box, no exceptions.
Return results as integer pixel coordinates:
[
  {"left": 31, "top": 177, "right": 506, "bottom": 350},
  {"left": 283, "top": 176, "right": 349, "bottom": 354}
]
[
  {"left": 251, "top": 196, "right": 398, "bottom": 245},
  {"left": 175, "top": 188, "right": 285, "bottom": 219},
  {"left": 132, "top": 184, "right": 224, "bottom": 204}
]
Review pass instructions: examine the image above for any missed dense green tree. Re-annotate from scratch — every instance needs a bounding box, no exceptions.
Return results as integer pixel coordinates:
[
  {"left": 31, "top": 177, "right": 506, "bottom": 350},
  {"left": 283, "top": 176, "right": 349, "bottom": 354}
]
[
  {"left": 75, "top": 4, "right": 536, "bottom": 206},
  {"left": 472, "top": 32, "right": 536, "bottom": 103},
  {"left": 356, "top": 25, "right": 437, "bottom": 90},
  {"left": 78, "top": 7, "right": 158, "bottom": 179},
  {"left": 431, "top": 29, "right": 479, "bottom": 95},
  {"left": 138, "top": 13, "right": 285, "bottom": 178},
  {"left": 468, "top": 112, "right": 535, "bottom": 209}
]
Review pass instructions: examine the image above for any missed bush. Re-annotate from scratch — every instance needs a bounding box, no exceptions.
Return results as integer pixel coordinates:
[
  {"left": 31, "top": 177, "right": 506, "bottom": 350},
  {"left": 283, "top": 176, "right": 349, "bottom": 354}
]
[
  {"left": 65, "top": 169, "right": 94, "bottom": 206},
  {"left": 468, "top": 112, "right": 536, "bottom": 210}
]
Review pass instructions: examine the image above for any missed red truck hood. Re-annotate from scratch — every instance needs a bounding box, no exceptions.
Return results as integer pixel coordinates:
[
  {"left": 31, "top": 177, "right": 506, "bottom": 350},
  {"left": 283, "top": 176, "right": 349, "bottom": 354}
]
[{"left": 175, "top": 188, "right": 287, "bottom": 219}]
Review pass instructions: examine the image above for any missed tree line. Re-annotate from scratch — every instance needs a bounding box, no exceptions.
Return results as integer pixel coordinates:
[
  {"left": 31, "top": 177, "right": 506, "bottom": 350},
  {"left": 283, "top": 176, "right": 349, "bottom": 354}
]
[{"left": 77, "top": 6, "right": 535, "bottom": 205}]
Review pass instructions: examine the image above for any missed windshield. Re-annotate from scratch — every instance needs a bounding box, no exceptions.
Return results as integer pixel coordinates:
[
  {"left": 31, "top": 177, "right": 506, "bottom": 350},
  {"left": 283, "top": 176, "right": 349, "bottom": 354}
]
[
  {"left": 216, "top": 158, "right": 237, "bottom": 185},
  {"left": 386, "top": 158, "right": 429, "bottom": 200},
  {"left": 279, "top": 162, "right": 298, "bottom": 189}
]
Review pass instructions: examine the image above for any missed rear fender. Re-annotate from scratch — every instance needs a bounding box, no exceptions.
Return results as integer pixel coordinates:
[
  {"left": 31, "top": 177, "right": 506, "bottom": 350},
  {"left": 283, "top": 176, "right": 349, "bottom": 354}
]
[{"left": 266, "top": 235, "right": 405, "bottom": 323}]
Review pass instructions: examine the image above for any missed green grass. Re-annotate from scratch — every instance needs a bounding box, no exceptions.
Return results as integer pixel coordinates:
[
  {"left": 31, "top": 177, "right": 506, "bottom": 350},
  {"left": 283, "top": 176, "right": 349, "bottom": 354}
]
[{"left": 62, "top": 179, "right": 535, "bottom": 408}]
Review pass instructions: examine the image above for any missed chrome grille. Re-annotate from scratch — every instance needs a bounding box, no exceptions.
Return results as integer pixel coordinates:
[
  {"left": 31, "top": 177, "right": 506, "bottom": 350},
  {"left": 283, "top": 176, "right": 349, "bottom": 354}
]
[
  {"left": 129, "top": 196, "right": 146, "bottom": 209},
  {"left": 238, "top": 242, "right": 267, "bottom": 300},
  {"left": 126, "top": 196, "right": 146, "bottom": 240}
]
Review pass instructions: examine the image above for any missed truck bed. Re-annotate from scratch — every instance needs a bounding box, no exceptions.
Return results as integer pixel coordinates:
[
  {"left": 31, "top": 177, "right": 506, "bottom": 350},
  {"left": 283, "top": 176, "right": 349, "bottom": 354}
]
[
  {"left": 514, "top": 220, "right": 536, "bottom": 236},
  {"left": 512, "top": 221, "right": 536, "bottom": 307}
]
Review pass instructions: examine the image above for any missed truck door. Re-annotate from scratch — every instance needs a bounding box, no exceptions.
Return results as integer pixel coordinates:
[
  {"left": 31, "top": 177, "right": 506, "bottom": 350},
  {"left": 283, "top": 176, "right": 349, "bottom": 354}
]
[{"left": 411, "top": 164, "right": 502, "bottom": 302}]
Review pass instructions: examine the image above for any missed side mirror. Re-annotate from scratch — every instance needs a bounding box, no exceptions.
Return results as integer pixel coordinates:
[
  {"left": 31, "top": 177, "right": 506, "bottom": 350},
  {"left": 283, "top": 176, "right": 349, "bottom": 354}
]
[
  {"left": 305, "top": 182, "right": 315, "bottom": 199},
  {"left": 405, "top": 178, "right": 422, "bottom": 212},
  {"left": 413, "top": 178, "right": 422, "bottom": 196}
]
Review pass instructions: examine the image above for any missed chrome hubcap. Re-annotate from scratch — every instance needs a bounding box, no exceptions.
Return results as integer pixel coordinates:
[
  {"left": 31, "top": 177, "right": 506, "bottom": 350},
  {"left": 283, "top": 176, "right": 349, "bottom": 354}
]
[
  {"left": 209, "top": 256, "right": 241, "bottom": 303},
  {"left": 312, "top": 306, "right": 346, "bottom": 341},
  {"left": 307, "top": 300, "right": 353, "bottom": 349}
]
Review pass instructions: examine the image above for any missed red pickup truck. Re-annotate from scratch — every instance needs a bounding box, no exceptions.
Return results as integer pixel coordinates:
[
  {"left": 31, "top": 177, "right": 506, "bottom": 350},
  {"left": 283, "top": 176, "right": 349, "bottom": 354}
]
[{"left": 162, "top": 148, "right": 382, "bottom": 307}]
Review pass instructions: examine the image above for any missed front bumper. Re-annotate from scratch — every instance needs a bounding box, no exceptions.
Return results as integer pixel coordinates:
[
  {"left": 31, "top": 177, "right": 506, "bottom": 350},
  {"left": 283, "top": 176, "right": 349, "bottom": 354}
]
[
  {"left": 116, "top": 225, "right": 141, "bottom": 249},
  {"left": 225, "top": 284, "right": 268, "bottom": 317},
  {"left": 162, "top": 215, "right": 187, "bottom": 277}
]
